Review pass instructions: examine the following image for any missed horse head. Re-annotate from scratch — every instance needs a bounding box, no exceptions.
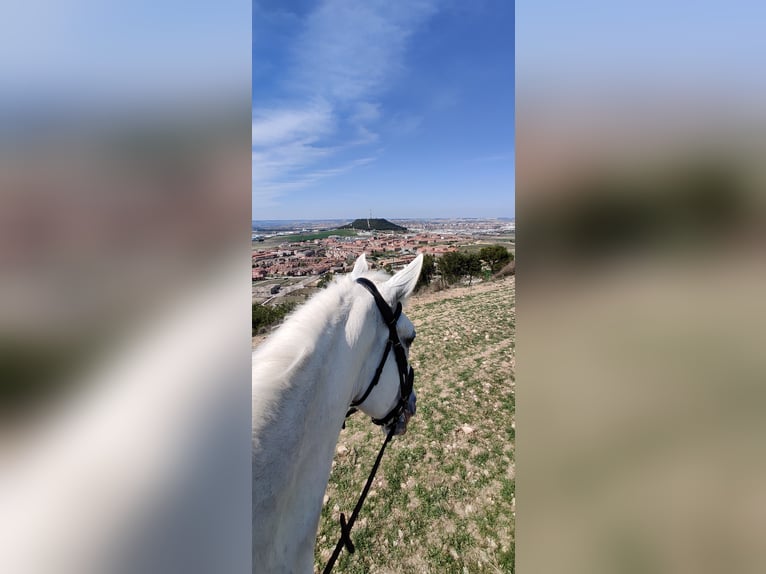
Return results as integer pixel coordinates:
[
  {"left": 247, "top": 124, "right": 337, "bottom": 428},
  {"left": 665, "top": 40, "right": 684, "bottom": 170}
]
[{"left": 347, "top": 253, "right": 423, "bottom": 436}]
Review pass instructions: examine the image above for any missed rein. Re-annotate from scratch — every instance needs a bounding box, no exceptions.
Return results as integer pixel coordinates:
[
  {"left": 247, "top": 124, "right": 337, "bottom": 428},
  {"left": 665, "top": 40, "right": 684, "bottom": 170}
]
[
  {"left": 321, "top": 427, "right": 395, "bottom": 574},
  {"left": 322, "top": 277, "right": 415, "bottom": 574}
]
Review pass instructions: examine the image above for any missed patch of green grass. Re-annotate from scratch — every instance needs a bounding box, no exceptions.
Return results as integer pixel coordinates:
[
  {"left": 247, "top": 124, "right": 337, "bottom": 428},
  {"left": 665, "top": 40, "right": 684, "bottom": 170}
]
[{"left": 280, "top": 228, "right": 358, "bottom": 242}]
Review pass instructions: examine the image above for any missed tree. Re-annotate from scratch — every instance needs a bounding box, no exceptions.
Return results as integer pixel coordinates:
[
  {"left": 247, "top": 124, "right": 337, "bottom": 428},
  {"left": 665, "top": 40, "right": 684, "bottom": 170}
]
[
  {"left": 317, "top": 272, "right": 334, "bottom": 289},
  {"left": 438, "top": 251, "right": 466, "bottom": 285},
  {"left": 479, "top": 245, "right": 512, "bottom": 274},
  {"left": 465, "top": 253, "right": 482, "bottom": 286},
  {"left": 252, "top": 301, "right": 296, "bottom": 334},
  {"left": 415, "top": 254, "right": 436, "bottom": 292}
]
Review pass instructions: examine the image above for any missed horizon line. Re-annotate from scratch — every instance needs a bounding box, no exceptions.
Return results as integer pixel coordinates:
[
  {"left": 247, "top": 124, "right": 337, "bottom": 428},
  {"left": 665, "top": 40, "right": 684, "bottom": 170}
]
[{"left": 252, "top": 216, "right": 515, "bottom": 222}]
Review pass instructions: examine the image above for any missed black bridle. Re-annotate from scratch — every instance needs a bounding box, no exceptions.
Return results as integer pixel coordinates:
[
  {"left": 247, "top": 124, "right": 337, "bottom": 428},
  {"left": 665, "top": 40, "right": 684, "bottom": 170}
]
[
  {"left": 346, "top": 277, "right": 415, "bottom": 428},
  {"left": 322, "top": 277, "right": 416, "bottom": 574}
]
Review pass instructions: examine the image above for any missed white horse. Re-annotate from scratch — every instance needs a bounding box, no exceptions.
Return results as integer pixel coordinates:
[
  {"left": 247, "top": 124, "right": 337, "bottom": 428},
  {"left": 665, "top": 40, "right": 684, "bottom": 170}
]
[{"left": 252, "top": 253, "right": 423, "bottom": 573}]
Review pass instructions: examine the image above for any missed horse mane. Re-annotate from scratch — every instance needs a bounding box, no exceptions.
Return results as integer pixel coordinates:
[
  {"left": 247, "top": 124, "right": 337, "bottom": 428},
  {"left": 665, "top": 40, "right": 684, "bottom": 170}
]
[
  {"left": 252, "top": 270, "right": 391, "bottom": 395},
  {"left": 252, "top": 255, "right": 422, "bottom": 570}
]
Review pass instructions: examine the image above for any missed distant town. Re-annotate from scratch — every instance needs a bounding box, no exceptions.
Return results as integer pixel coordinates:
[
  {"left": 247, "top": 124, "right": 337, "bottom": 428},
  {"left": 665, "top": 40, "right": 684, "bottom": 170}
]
[{"left": 253, "top": 217, "right": 514, "bottom": 305}]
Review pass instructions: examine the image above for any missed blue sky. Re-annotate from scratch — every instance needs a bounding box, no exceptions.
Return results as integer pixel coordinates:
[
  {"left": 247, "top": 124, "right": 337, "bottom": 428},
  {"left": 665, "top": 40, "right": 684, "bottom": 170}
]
[{"left": 252, "top": 0, "right": 514, "bottom": 220}]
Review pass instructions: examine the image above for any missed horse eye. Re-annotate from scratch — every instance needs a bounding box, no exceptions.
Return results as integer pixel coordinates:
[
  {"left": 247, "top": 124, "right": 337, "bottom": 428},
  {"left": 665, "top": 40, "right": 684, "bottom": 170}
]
[{"left": 403, "top": 333, "right": 416, "bottom": 346}]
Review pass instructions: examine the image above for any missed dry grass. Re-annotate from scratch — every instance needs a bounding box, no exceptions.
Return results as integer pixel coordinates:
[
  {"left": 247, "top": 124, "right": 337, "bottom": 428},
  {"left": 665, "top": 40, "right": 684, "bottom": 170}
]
[{"left": 314, "top": 277, "right": 515, "bottom": 573}]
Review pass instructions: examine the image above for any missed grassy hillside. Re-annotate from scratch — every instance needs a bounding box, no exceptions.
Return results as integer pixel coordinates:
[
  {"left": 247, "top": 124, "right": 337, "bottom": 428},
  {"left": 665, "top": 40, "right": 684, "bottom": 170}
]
[
  {"left": 279, "top": 228, "right": 358, "bottom": 242},
  {"left": 314, "top": 277, "right": 516, "bottom": 573}
]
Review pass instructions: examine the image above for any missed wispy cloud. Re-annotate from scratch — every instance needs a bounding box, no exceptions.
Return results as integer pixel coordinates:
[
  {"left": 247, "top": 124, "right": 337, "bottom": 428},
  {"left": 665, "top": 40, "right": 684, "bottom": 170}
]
[
  {"left": 251, "top": 100, "right": 334, "bottom": 147},
  {"left": 351, "top": 101, "right": 382, "bottom": 124},
  {"left": 252, "top": 99, "right": 338, "bottom": 198},
  {"left": 253, "top": 0, "right": 439, "bottom": 209},
  {"left": 253, "top": 156, "right": 377, "bottom": 206},
  {"left": 292, "top": 1, "right": 438, "bottom": 102}
]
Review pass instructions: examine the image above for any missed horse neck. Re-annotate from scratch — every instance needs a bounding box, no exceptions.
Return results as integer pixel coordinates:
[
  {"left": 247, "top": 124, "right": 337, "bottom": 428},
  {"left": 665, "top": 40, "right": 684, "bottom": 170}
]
[{"left": 252, "top": 286, "right": 376, "bottom": 571}]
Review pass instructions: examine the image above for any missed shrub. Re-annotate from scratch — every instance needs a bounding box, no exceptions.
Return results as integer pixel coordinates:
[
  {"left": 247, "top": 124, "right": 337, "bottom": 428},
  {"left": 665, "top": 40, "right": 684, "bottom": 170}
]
[
  {"left": 437, "top": 252, "right": 483, "bottom": 286},
  {"left": 415, "top": 254, "right": 436, "bottom": 292},
  {"left": 479, "top": 245, "right": 513, "bottom": 273},
  {"left": 465, "top": 253, "right": 482, "bottom": 285},
  {"left": 317, "top": 273, "right": 334, "bottom": 289},
  {"left": 437, "top": 252, "right": 466, "bottom": 285},
  {"left": 252, "top": 301, "right": 296, "bottom": 334}
]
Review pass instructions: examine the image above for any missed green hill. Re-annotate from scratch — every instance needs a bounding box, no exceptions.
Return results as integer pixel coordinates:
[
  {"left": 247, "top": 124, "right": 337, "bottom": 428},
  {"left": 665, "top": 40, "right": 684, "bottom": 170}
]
[{"left": 338, "top": 218, "right": 407, "bottom": 232}]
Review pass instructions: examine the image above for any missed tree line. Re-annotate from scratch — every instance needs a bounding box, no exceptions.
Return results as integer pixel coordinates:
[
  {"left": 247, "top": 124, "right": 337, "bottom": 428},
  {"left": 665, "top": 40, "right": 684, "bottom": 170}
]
[
  {"left": 252, "top": 301, "right": 296, "bottom": 335},
  {"left": 416, "top": 245, "right": 513, "bottom": 290},
  {"left": 252, "top": 245, "right": 512, "bottom": 334}
]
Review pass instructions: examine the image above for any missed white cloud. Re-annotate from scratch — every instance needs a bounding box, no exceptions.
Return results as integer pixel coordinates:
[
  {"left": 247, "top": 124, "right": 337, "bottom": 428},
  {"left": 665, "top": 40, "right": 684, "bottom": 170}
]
[
  {"left": 253, "top": 156, "right": 377, "bottom": 205},
  {"left": 251, "top": 100, "right": 334, "bottom": 147},
  {"left": 253, "top": 141, "right": 333, "bottom": 187},
  {"left": 293, "top": 1, "right": 438, "bottom": 102},
  {"left": 252, "top": 100, "right": 339, "bottom": 201},
  {"left": 253, "top": 0, "right": 439, "bottom": 209}
]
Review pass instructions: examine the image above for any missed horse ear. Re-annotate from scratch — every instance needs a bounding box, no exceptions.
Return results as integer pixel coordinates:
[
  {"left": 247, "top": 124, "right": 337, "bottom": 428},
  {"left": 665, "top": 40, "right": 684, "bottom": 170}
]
[
  {"left": 350, "top": 254, "right": 368, "bottom": 279},
  {"left": 385, "top": 254, "right": 423, "bottom": 302}
]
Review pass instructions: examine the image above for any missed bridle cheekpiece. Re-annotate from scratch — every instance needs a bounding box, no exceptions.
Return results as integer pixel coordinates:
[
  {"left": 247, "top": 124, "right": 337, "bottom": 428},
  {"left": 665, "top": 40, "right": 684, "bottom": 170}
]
[{"left": 347, "top": 277, "right": 415, "bottom": 429}]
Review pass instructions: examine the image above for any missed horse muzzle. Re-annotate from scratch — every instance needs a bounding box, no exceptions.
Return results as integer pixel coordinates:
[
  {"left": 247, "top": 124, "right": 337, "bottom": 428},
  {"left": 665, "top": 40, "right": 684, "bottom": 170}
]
[{"left": 389, "top": 391, "right": 417, "bottom": 436}]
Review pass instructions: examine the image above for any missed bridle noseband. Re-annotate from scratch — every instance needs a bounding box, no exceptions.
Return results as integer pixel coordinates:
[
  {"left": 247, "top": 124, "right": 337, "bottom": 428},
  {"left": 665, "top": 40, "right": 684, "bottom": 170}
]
[{"left": 347, "top": 277, "right": 415, "bottom": 429}]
